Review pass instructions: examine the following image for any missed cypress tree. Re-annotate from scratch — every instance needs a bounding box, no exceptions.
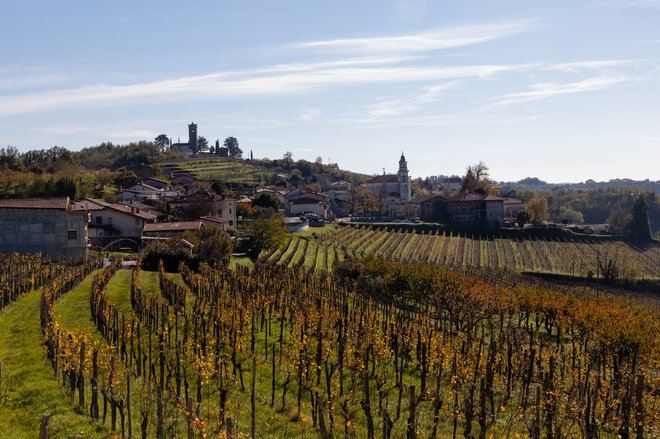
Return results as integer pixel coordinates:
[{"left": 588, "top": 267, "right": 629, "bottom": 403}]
[{"left": 627, "top": 195, "right": 653, "bottom": 241}]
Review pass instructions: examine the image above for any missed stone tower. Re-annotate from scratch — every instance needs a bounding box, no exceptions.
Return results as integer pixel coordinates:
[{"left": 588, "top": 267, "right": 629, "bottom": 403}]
[
  {"left": 398, "top": 152, "right": 411, "bottom": 201},
  {"left": 188, "top": 123, "right": 198, "bottom": 155}
]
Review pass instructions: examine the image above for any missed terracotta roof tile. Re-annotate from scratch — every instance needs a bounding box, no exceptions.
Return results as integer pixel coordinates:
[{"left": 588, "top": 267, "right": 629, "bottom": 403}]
[
  {"left": 143, "top": 221, "right": 202, "bottom": 232},
  {"left": 0, "top": 197, "right": 69, "bottom": 210},
  {"left": 366, "top": 174, "right": 398, "bottom": 184},
  {"left": 447, "top": 192, "right": 504, "bottom": 202}
]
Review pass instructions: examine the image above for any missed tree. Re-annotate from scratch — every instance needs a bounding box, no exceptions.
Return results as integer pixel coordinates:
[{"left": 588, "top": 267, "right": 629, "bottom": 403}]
[
  {"left": 460, "top": 161, "right": 496, "bottom": 194},
  {"left": 193, "top": 227, "right": 234, "bottom": 266},
  {"left": 606, "top": 208, "right": 632, "bottom": 234},
  {"left": 627, "top": 195, "right": 653, "bottom": 241},
  {"left": 0, "top": 146, "right": 25, "bottom": 171},
  {"left": 516, "top": 209, "right": 530, "bottom": 228},
  {"left": 559, "top": 205, "right": 584, "bottom": 224},
  {"left": 113, "top": 169, "right": 139, "bottom": 189},
  {"left": 252, "top": 192, "right": 281, "bottom": 211},
  {"left": 283, "top": 151, "right": 293, "bottom": 171},
  {"left": 247, "top": 213, "right": 287, "bottom": 258},
  {"left": 197, "top": 136, "right": 209, "bottom": 152},
  {"left": 154, "top": 134, "right": 169, "bottom": 152},
  {"left": 525, "top": 195, "right": 548, "bottom": 225},
  {"left": 353, "top": 186, "right": 378, "bottom": 218},
  {"left": 224, "top": 137, "right": 242, "bottom": 158}
]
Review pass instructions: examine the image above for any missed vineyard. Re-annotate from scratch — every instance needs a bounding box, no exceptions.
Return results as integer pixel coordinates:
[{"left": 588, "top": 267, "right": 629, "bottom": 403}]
[
  {"left": 157, "top": 159, "right": 274, "bottom": 187},
  {"left": 264, "top": 225, "right": 660, "bottom": 280},
  {"left": 0, "top": 250, "right": 657, "bottom": 437}
]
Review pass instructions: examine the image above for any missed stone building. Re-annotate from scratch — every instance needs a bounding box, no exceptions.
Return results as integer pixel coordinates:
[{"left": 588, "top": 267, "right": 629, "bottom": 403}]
[
  {"left": 78, "top": 198, "right": 157, "bottom": 249},
  {"left": 0, "top": 198, "right": 89, "bottom": 258},
  {"left": 444, "top": 192, "right": 505, "bottom": 226},
  {"left": 171, "top": 122, "right": 199, "bottom": 155}
]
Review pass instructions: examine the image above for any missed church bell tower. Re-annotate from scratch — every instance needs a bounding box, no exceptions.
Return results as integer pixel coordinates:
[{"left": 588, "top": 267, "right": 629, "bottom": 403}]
[
  {"left": 188, "top": 122, "right": 198, "bottom": 155},
  {"left": 398, "top": 152, "right": 411, "bottom": 201}
]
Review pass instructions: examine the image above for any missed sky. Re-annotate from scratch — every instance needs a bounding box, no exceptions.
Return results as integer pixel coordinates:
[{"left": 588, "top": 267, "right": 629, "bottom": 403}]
[{"left": 1, "top": 0, "right": 659, "bottom": 183}]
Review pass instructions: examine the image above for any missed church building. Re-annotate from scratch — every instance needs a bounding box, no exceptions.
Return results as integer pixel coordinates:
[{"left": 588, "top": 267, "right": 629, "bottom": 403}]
[
  {"left": 171, "top": 122, "right": 199, "bottom": 156},
  {"left": 366, "top": 153, "right": 412, "bottom": 202}
]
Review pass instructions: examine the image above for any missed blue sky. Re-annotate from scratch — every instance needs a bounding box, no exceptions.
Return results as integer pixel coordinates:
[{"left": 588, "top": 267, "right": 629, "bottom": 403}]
[{"left": 1, "top": 0, "right": 659, "bottom": 182}]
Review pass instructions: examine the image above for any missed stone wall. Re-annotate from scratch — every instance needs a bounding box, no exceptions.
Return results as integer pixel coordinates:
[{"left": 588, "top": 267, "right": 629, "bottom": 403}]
[{"left": 0, "top": 209, "right": 88, "bottom": 258}]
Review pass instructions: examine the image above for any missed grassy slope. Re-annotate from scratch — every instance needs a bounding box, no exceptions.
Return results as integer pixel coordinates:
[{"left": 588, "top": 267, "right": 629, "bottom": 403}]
[
  {"left": 157, "top": 158, "right": 271, "bottom": 185},
  {"left": 230, "top": 255, "right": 255, "bottom": 270},
  {"left": 269, "top": 226, "right": 660, "bottom": 280},
  {"left": 104, "top": 268, "right": 133, "bottom": 316},
  {"left": 138, "top": 269, "right": 161, "bottom": 300},
  {"left": 56, "top": 270, "right": 103, "bottom": 340},
  {"left": 156, "top": 157, "right": 368, "bottom": 186},
  {"left": 0, "top": 286, "right": 109, "bottom": 438},
  {"left": 0, "top": 266, "right": 316, "bottom": 438}
]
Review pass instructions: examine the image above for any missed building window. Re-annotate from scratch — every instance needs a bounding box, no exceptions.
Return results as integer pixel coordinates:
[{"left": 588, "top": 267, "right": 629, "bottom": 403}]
[
  {"left": 229, "top": 208, "right": 232, "bottom": 214},
  {"left": 135, "top": 218, "right": 140, "bottom": 225},
  {"left": 108, "top": 217, "right": 113, "bottom": 225},
  {"left": 68, "top": 230, "right": 78, "bottom": 240},
  {"left": 95, "top": 216, "right": 102, "bottom": 224}
]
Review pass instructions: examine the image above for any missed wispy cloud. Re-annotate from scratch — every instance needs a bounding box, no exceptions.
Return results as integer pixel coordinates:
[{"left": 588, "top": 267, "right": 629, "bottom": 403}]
[
  {"left": 342, "top": 112, "right": 551, "bottom": 128},
  {"left": 37, "top": 125, "right": 93, "bottom": 135},
  {"left": 294, "top": 20, "right": 537, "bottom": 53},
  {"left": 545, "top": 60, "right": 640, "bottom": 73},
  {"left": 298, "top": 108, "right": 322, "bottom": 121},
  {"left": 103, "top": 130, "right": 158, "bottom": 139},
  {"left": 364, "top": 82, "right": 457, "bottom": 117},
  {"left": 0, "top": 64, "right": 79, "bottom": 92},
  {"left": 0, "top": 20, "right": 642, "bottom": 119},
  {"left": 0, "top": 63, "right": 524, "bottom": 116},
  {"left": 493, "top": 76, "right": 625, "bottom": 106}
]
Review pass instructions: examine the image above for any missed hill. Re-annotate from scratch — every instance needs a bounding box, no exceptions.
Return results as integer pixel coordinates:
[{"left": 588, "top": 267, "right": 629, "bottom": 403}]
[
  {"left": 155, "top": 156, "right": 369, "bottom": 189},
  {"left": 265, "top": 224, "right": 660, "bottom": 287},
  {"left": 1, "top": 252, "right": 656, "bottom": 437}
]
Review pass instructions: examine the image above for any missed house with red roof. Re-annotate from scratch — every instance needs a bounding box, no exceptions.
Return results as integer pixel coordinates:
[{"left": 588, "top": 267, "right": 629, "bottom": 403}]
[{"left": 79, "top": 199, "right": 157, "bottom": 246}]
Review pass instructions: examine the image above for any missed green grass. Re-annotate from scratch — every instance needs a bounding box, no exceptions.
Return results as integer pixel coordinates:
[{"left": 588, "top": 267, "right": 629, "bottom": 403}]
[
  {"left": 267, "top": 226, "right": 660, "bottom": 281},
  {"left": 104, "top": 268, "right": 134, "bottom": 316},
  {"left": 157, "top": 158, "right": 272, "bottom": 185},
  {"left": 231, "top": 255, "right": 255, "bottom": 270},
  {"left": 138, "top": 269, "right": 161, "bottom": 300},
  {"left": 56, "top": 270, "right": 103, "bottom": 340},
  {"left": 291, "top": 223, "right": 335, "bottom": 238},
  {"left": 0, "top": 287, "right": 110, "bottom": 438}
]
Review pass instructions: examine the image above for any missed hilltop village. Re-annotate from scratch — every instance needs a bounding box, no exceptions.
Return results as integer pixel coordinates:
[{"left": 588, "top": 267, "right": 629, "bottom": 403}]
[
  {"left": 0, "top": 126, "right": 657, "bottom": 439},
  {"left": 0, "top": 122, "right": 656, "bottom": 260}
]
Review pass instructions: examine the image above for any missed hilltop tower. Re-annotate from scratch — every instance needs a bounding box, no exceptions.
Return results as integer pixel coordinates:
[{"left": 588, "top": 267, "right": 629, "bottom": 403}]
[
  {"left": 188, "top": 123, "right": 198, "bottom": 155},
  {"left": 398, "top": 152, "right": 411, "bottom": 201}
]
